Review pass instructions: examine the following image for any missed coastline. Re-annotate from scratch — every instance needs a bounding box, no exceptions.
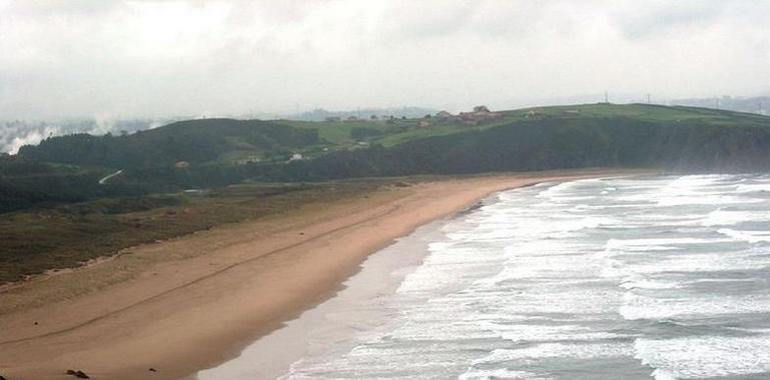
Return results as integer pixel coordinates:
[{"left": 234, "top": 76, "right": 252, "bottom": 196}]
[
  {"left": 197, "top": 217, "right": 449, "bottom": 380},
  {"left": 0, "top": 169, "right": 639, "bottom": 379}
]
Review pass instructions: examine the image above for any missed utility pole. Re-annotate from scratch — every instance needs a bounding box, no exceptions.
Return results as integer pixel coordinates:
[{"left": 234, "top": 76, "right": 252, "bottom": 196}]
[
  {"left": 647, "top": 93, "right": 651, "bottom": 104},
  {"left": 604, "top": 91, "right": 609, "bottom": 104}
]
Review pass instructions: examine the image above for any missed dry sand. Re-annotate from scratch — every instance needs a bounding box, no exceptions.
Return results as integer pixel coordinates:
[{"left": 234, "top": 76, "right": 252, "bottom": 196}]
[{"left": 0, "top": 170, "right": 636, "bottom": 379}]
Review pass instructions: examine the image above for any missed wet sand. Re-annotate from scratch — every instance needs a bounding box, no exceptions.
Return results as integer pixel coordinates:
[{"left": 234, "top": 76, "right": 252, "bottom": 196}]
[
  {"left": 197, "top": 216, "right": 447, "bottom": 379},
  {"left": 0, "top": 170, "right": 633, "bottom": 379}
]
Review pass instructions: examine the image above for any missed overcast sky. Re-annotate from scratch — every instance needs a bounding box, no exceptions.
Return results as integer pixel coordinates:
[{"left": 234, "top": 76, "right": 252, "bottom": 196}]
[{"left": 1, "top": 0, "right": 769, "bottom": 119}]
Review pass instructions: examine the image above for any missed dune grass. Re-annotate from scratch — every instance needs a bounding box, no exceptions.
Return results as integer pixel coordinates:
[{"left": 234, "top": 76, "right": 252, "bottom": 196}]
[{"left": 0, "top": 180, "right": 391, "bottom": 283}]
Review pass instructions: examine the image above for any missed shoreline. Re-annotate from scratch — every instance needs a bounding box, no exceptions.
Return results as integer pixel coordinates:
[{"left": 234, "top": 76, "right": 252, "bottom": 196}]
[
  {"left": 0, "top": 169, "right": 641, "bottom": 379},
  {"left": 197, "top": 216, "right": 449, "bottom": 380}
]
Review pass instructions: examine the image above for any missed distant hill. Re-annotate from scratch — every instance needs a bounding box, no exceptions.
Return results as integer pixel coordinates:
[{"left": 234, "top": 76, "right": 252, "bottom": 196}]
[
  {"left": 263, "top": 103, "right": 770, "bottom": 181},
  {"left": 17, "top": 118, "right": 320, "bottom": 168},
  {"left": 670, "top": 96, "right": 770, "bottom": 115},
  {"left": 292, "top": 107, "right": 437, "bottom": 121},
  {"left": 4, "top": 103, "right": 770, "bottom": 213}
]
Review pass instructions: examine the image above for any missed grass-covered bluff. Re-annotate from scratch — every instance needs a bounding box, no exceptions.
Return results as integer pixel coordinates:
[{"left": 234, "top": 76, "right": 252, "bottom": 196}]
[{"left": 4, "top": 102, "right": 770, "bottom": 215}]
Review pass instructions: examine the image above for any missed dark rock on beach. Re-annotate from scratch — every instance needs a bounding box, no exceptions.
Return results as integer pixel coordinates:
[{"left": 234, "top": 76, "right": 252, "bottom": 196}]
[{"left": 66, "top": 369, "right": 90, "bottom": 378}]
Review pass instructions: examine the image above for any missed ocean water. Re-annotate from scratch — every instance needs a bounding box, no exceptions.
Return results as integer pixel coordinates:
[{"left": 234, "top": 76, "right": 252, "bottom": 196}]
[{"left": 205, "top": 174, "right": 770, "bottom": 380}]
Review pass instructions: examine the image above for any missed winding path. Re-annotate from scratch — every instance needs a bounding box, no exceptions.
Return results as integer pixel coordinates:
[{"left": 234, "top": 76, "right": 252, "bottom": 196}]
[{"left": 97, "top": 169, "right": 123, "bottom": 184}]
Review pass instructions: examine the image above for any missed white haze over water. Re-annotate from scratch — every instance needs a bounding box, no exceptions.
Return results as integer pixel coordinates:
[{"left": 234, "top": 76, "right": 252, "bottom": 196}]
[{"left": 202, "top": 174, "right": 770, "bottom": 379}]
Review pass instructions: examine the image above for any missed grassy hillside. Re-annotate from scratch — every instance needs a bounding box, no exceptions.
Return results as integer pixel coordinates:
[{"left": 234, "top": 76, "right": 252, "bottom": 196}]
[
  {"left": 16, "top": 118, "right": 320, "bottom": 168},
  {"left": 4, "top": 103, "right": 770, "bottom": 214},
  {"left": 0, "top": 180, "right": 391, "bottom": 283},
  {"left": 281, "top": 103, "right": 770, "bottom": 148},
  {"left": 18, "top": 103, "right": 770, "bottom": 169}
]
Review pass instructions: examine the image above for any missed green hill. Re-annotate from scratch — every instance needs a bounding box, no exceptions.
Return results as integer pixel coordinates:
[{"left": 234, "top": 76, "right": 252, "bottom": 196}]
[
  {"left": 264, "top": 106, "right": 770, "bottom": 180},
  {"left": 16, "top": 118, "right": 320, "bottom": 168},
  {"left": 4, "top": 103, "right": 770, "bottom": 213}
]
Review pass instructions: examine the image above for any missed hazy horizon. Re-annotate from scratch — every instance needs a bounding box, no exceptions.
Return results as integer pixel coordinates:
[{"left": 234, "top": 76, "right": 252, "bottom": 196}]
[{"left": 2, "top": 0, "right": 769, "bottom": 120}]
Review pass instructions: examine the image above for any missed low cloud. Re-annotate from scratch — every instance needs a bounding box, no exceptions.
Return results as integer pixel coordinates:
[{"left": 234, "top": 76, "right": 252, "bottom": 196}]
[
  {"left": 610, "top": 0, "right": 726, "bottom": 39},
  {"left": 0, "top": 0, "right": 768, "bottom": 119},
  {"left": 0, "top": 124, "right": 58, "bottom": 154}
]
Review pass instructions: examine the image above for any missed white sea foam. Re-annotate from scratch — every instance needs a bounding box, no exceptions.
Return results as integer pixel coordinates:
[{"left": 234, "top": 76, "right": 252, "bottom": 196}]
[
  {"left": 701, "top": 209, "right": 756, "bottom": 226},
  {"left": 481, "top": 322, "right": 629, "bottom": 343},
  {"left": 736, "top": 183, "right": 770, "bottom": 193},
  {"left": 619, "top": 277, "right": 680, "bottom": 290},
  {"left": 651, "top": 368, "right": 679, "bottom": 380},
  {"left": 602, "top": 237, "right": 725, "bottom": 255},
  {"left": 656, "top": 194, "right": 761, "bottom": 207},
  {"left": 536, "top": 181, "right": 581, "bottom": 197},
  {"left": 635, "top": 336, "right": 770, "bottom": 378},
  {"left": 620, "top": 292, "right": 770, "bottom": 320},
  {"left": 473, "top": 343, "right": 635, "bottom": 364},
  {"left": 717, "top": 228, "right": 770, "bottom": 243},
  {"left": 260, "top": 174, "right": 770, "bottom": 380}
]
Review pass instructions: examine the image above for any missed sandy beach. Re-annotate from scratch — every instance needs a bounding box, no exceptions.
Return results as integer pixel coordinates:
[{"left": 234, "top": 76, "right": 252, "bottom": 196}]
[{"left": 0, "top": 170, "right": 634, "bottom": 379}]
